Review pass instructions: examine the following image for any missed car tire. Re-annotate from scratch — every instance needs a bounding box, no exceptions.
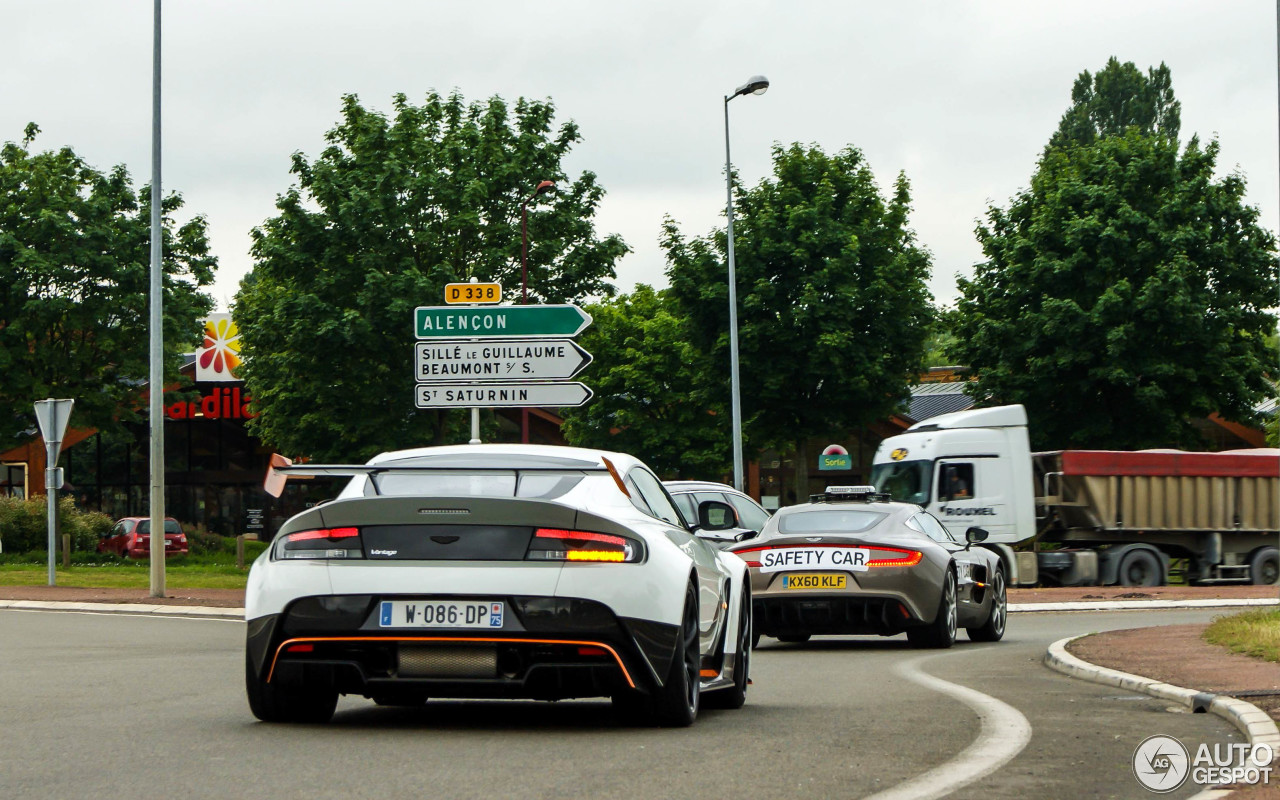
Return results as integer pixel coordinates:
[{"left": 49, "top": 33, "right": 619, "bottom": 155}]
[
  {"left": 245, "top": 651, "right": 338, "bottom": 723},
  {"left": 967, "top": 568, "right": 1006, "bottom": 642},
  {"left": 703, "top": 585, "right": 750, "bottom": 710},
  {"left": 908, "top": 568, "right": 957, "bottom": 649},
  {"left": 649, "top": 582, "right": 701, "bottom": 727},
  {"left": 775, "top": 634, "right": 811, "bottom": 644},
  {"left": 372, "top": 692, "right": 429, "bottom": 707},
  {"left": 1250, "top": 547, "right": 1279, "bottom": 586},
  {"left": 1118, "top": 549, "right": 1163, "bottom": 587}
]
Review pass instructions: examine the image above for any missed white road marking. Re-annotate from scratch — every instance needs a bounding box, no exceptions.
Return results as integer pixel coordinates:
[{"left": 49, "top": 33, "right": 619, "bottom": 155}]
[{"left": 865, "top": 652, "right": 1033, "bottom": 800}]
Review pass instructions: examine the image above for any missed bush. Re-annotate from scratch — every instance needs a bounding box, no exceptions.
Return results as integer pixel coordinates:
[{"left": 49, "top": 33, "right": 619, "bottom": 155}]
[{"left": 0, "top": 495, "right": 115, "bottom": 553}]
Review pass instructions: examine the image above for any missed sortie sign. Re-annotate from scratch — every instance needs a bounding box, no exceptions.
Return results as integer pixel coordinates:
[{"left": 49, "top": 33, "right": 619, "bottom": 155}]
[
  {"left": 414, "top": 305, "right": 591, "bottom": 339},
  {"left": 415, "top": 339, "right": 592, "bottom": 382}
]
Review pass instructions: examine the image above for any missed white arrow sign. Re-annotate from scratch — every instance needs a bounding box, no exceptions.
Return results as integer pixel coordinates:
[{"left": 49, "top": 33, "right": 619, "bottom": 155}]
[
  {"left": 415, "top": 382, "right": 593, "bottom": 409},
  {"left": 415, "top": 339, "right": 593, "bottom": 382}
]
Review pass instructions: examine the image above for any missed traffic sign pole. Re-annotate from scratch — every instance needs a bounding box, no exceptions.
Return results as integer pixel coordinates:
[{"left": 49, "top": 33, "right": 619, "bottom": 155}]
[{"left": 34, "top": 398, "right": 74, "bottom": 586}]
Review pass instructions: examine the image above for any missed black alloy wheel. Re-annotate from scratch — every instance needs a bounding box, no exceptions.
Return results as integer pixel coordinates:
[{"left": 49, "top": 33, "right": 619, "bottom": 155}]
[
  {"left": 704, "top": 585, "right": 750, "bottom": 710},
  {"left": 650, "top": 582, "right": 701, "bottom": 727},
  {"left": 908, "top": 568, "right": 957, "bottom": 649},
  {"left": 967, "top": 568, "right": 1006, "bottom": 642},
  {"left": 776, "top": 634, "right": 811, "bottom": 644},
  {"left": 245, "top": 651, "right": 339, "bottom": 724}
]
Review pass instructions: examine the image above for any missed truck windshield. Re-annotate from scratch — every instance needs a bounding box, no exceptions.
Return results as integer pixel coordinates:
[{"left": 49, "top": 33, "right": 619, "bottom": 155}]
[{"left": 869, "top": 460, "right": 931, "bottom": 505}]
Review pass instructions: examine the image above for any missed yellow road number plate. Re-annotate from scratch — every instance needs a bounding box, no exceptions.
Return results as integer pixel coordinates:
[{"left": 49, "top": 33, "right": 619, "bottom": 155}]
[
  {"left": 445, "top": 282, "right": 503, "bottom": 304},
  {"left": 780, "top": 573, "right": 846, "bottom": 590}
]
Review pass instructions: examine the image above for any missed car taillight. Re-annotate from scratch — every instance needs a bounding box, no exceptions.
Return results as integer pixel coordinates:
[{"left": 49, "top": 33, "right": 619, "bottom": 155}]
[
  {"left": 865, "top": 547, "right": 923, "bottom": 567},
  {"left": 525, "top": 528, "right": 642, "bottom": 563},
  {"left": 275, "top": 527, "right": 363, "bottom": 560}
]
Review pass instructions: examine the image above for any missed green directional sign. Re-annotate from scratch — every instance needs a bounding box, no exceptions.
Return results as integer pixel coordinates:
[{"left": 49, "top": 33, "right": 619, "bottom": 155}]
[{"left": 415, "top": 304, "right": 592, "bottom": 339}]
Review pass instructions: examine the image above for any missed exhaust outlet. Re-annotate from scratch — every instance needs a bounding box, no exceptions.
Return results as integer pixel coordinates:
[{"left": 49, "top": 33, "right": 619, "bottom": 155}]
[{"left": 397, "top": 645, "right": 497, "bottom": 678}]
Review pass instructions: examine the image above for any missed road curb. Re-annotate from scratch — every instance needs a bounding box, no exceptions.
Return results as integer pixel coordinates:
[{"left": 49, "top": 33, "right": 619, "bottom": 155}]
[
  {"left": 1045, "top": 635, "right": 1280, "bottom": 757},
  {"left": 1012, "top": 598, "right": 1279, "bottom": 613},
  {"left": 0, "top": 599, "right": 242, "bottom": 618}
]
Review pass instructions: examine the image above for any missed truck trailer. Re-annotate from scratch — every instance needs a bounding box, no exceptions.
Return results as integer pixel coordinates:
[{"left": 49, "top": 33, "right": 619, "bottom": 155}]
[{"left": 869, "top": 404, "right": 1279, "bottom": 587}]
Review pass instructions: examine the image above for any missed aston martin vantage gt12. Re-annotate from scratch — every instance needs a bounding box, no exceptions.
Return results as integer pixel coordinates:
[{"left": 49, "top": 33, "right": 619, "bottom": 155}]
[
  {"left": 728, "top": 486, "right": 1007, "bottom": 648},
  {"left": 246, "top": 445, "right": 752, "bottom": 726}
]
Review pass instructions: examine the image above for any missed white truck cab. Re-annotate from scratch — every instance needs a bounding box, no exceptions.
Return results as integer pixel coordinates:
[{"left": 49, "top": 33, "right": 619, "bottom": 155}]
[{"left": 871, "top": 405, "right": 1037, "bottom": 582}]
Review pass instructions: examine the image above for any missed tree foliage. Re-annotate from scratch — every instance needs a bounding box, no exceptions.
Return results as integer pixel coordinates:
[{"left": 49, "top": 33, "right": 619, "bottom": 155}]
[
  {"left": 235, "top": 92, "right": 627, "bottom": 462},
  {"left": 560, "top": 285, "right": 728, "bottom": 477},
  {"left": 0, "top": 124, "right": 215, "bottom": 444},
  {"left": 1049, "top": 57, "right": 1180, "bottom": 150},
  {"left": 664, "top": 143, "right": 933, "bottom": 485},
  {"left": 953, "top": 129, "right": 1278, "bottom": 449}
]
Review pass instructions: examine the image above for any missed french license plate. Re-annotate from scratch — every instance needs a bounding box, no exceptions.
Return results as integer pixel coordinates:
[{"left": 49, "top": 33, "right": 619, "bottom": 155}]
[
  {"left": 780, "top": 574, "right": 847, "bottom": 590},
  {"left": 379, "top": 600, "right": 504, "bottom": 629}
]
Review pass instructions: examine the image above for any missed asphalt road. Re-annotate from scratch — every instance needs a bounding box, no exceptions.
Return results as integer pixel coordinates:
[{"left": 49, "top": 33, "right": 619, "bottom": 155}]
[{"left": 0, "top": 608, "right": 1246, "bottom": 800}]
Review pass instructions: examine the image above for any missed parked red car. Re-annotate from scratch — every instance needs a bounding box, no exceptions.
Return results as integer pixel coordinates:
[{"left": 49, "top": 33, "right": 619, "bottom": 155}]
[{"left": 98, "top": 517, "right": 189, "bottom": 558}]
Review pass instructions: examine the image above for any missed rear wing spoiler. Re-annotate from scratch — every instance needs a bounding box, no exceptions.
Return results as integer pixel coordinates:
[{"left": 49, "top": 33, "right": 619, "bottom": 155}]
[{"left": 264, "top": 453, "right": 629, "bottom": 498}]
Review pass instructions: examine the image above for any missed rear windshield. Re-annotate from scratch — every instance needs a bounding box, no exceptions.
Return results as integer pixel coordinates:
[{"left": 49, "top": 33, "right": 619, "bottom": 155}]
[
  {"left": 777, "top": 509, "right": 886, "bottom": 534},
  {"left": 137, "top": 520, "right": 181, "bottom": 534},
  {"left": 358, "top": 470, "right": 587, "bottom": 500}
]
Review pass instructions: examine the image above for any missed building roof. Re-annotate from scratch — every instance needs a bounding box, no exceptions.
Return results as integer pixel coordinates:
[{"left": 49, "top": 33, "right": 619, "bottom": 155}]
[{"left": 907, "top": 381, "right": 975, "bottom": 422}]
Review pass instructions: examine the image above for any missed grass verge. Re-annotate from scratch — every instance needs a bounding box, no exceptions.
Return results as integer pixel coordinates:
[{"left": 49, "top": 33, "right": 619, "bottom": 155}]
[
  {"left": 1203, "top": 608, "right": 1280, "bottom": 663},
  {"left": 0, "top": 550, "right": 259, "bottom": 590}
]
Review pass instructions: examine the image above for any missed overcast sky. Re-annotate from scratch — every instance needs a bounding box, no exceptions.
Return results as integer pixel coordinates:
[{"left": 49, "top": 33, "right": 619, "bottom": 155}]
[{"left": 4, "top": 1, "right": 1277, "bottom": 312}]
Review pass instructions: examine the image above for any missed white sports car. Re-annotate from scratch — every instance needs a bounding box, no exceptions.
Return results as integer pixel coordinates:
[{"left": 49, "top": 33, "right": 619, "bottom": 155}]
[{"left": 246, "top": 444, "right": 752, "bottom": 727}]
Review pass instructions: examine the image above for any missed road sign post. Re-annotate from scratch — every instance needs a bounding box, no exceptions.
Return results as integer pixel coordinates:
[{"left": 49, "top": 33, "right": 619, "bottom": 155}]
[{"left": 34, "top": 398, "right": 74, "bottom": 586}]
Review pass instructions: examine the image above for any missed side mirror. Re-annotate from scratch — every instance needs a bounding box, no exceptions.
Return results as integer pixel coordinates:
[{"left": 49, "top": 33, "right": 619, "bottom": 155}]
[
  {"left": 965, "top": 527, "right": 989, "bottom": 545},
  {"left": 697, "top": 500, "right": 739, "bottom": 532},
  {"left": 695, "top": 528, "right": 754, "bottom": 545}
]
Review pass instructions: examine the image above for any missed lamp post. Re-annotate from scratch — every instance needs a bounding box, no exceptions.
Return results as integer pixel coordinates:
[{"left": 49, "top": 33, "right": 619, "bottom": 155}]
[
  {"left": 724, "top": 74, "right": 769, "bottom": 492},
  {"left": 148, "top": 0, "right": 166, "bottom": 596},
  {"left": 520, "top": 179, "right": 554, "bottom": 443}
]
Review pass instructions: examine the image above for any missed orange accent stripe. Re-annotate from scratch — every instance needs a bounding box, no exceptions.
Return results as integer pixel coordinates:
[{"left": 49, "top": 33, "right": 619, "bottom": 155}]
[
  {"left": 267, "top": 636, "right": 635, "bottom": 689},
  {"left": 601, "top": 457, "right": 629, "bottom": 497},
  {"left": 699, "top": 669, "right": 718, "bottom": 678}
]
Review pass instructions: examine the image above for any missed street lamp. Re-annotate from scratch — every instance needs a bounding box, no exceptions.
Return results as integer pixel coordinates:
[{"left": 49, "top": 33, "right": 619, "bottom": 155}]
[
  {"left": 521, "top": 179, "right": 554, "bottom": 442},
  {"left": 724, "top": 74, "right": 768, "bottom": 492}
]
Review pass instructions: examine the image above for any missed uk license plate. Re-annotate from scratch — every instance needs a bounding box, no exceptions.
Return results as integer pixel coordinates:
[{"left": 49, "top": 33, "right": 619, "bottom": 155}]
[
  {"left": 379, "top": 600, "right": 504, "bottom": 629},
  {"left": 780, "top": 574, "right": 846, "bottom": 590}
]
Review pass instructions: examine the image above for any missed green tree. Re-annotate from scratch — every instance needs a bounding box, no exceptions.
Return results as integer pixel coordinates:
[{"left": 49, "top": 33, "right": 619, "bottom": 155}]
[
  {"left": 235, "top": 92, "right": 628, "bottom": 461},
  {"left": 561, "top": 285, "right": 728, "bottom": 477},
  {"left": 1049, "top": 57, "right": 1180, "bottom": 150},
  {"left": 953, "top": 130, "right": 1278, "bottom": 449},
  {"left": 0, "top": 124, "right": 215, "bottom": 444},
  {"left": 664, "top": 143, "right": 933, "bottom": 494}
]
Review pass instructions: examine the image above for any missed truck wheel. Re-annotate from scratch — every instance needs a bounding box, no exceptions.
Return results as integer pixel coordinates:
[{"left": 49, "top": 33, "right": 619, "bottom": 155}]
[
  {"left": 1250, "top": 547, "right": 1279, "bottom": 586},
  {"left": 1117, "top": 549, "right": 1162, "bottom": 587}
]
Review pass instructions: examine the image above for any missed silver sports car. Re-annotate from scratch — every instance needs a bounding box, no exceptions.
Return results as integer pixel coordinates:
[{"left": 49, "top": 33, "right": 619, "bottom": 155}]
[{"left": 727, "top": 486, "right": 1007, "bottom": 647}]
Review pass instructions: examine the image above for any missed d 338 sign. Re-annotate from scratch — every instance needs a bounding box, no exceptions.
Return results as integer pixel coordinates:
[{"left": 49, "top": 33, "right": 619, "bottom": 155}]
[{"left": 444, "top": 282, "right": 502, "bottom": 305}]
